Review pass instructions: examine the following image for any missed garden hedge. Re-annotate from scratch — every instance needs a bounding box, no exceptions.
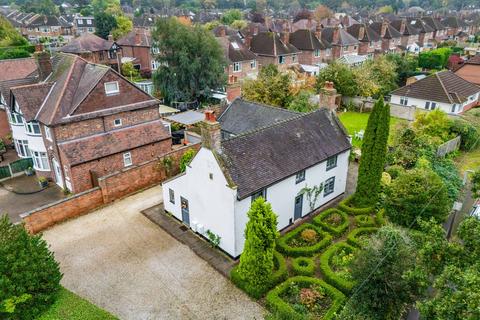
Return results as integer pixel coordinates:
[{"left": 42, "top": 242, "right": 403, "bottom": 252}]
[
  {"left": 266, "top": 276, "right": 345, "bottom": 320},
  {"left": 230, "top": 250, "right": 288, "bottom": 299},
  {"left": 276, "top": 223, "right": 332, "bottom": 257},
  {"left": 338, "top": 195, "right": 374, "bottom": 216},
  {"left": 354, "top": 215, "right": 376, "bottom": 227},
  {"left": 319, "top": 242, "right": 357, "bottom": 294},
  {"left": 375, "top": 209, "right": 386, "bottom": 226},
  {"left": 291, "top": 257, "right": 315, "bottom": 276},
  {"left": 312, "top": 208, "right": 350, "bottom": 237},
  {"left": 346, "top": 227, "right": 378, "bottom": 248}
]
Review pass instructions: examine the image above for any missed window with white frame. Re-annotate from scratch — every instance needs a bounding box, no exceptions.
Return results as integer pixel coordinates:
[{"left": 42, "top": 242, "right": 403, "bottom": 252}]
[
  {"left": 104, "top": 81, "right": 120, "bottom": 95},
  {"left": 326, "top": 155, "right": 338, "bottom": 171},
  {"left": 123, "top": 152, "right": 132, "bottom": 167},
  {"left": 400, "top": 96, "right": 408, "bottom": 106},
  {"left": 32, "top": 151, "right": 50, "bottom": 171},
  {"left": 25, "top": 121, "right": 41, "bottom": 135},
  {"left": 292, "top": 54, "right": 297, "bottom": 62},
  {"left": 8, "top": 111, "right": 24, "bottom": 125},
  {"left": 324, "top": 177, "right": 335, "bottom": 196},
  {"left": 251, "top": 60, "right": 257, "bottom": 69},
  {"left": 14, "top": 139, "right": 30, "bottom": 157},
  {"left": 233, "top": 62, "right": 242, "bottom": 72},
  {"left": 451, "top": 104, "right": 457, "bottom": 113},
  {"left": 114, "top": 118, "right": 122, "bottom": 127},
  {"left": 44, "top": 126, "right": 52, "bottom": 141},
  {"left": 87, "top": 19, "right": 92, "bottom": 25},
  {"left": 314, "top": 49, "right": 320, "bottom": 57},
  {"left": 278, "top": 55, "right": 286, "bottom": 64},
  {"left": 78, "top": 19, "right": 83, "bottom": 25},
  {"left": 169, "top": 188, "right": 175, "bottom": 204},
  {"left": 251, "top": 188, "right": 266, "bottom": 202}
]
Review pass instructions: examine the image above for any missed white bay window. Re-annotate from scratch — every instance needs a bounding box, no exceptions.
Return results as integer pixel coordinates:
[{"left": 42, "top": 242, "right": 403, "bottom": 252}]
[{"left": 32, "top": 151, "right": 50, "bottom": 171}]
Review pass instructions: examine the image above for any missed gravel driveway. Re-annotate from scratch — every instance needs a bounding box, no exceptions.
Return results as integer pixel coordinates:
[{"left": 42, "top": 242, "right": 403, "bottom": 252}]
[{"left": 42, "top": 186, "right": 264, "bottom": 320}]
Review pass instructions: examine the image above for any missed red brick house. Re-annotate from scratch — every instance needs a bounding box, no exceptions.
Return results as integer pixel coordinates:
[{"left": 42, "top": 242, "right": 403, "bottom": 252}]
[
  {"left": 248, "top": 31, "right": 300, "bottom": 71},
  {"left": 421, "top": 17, "right": 447, "bottom": 42},
  {"left": 116, "top": 28, "right": 154, "bottom": 77},
  {"left": 347, "top": 23, "right": 382, "bottom": 57},
  {"left": 454, "top": 55, "right": 480, "bottom": 86},
  {"left": 7, "top": 52, "right": 171, "bottom": 193},
  {"left": 319, "top": 26, "right": 359, "bottom": 59},
  {"left": 370, "top": 21, "right": 403, "bottom": 53},
  {"left": 289, "top": 28, "right": 331, "bottom": 64},
  {"left": 390, "top": 19, "right": 420, "bottom": 52}
]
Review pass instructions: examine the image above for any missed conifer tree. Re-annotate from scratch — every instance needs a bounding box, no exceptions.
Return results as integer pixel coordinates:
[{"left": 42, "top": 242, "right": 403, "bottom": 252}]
[
  {"left": 237, "top": 197, "right": 278, "bottom": 294},
  {"left": 355, "top": 97, "right": 390, "bottom": 206}
]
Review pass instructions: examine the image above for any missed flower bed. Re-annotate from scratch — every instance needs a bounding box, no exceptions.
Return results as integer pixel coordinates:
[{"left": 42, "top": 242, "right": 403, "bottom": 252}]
[
  {"left": 319, "top": 242, "right": 357, "bottom": 294},
  {"left": 266, "top": 276, "right": 345, "bottom": 320},
  {"left": 292, "top": 257, "right": 316, "bottom": 276},
  {"left": 338, "top": 195, "right": 374, "bottom": 216},
  {"left": 346, "top": 227, "right": 378, "bottom": 248},
  {"left": 354, "top": 215, "right": 376, "bottom": 227},
  {"left": 230, "top": 250, "right": 288, "bottom": 299},
  {"left": 313, "top": 208, "right": 350, "bottom": 237},
  {"left": 277, "top": 223, "right": 332, "bottom": 257}
]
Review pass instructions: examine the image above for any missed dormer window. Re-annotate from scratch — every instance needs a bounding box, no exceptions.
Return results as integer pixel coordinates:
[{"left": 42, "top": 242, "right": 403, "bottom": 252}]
[{"left": 104, "top": 81, "right": 120, "bottom": 95}]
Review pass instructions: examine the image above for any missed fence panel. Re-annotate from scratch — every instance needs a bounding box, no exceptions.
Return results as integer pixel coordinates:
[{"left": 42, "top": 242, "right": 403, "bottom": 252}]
[
  {"left": 0, "top": 166, "right": 11, "bottom": 179},
  {"left": 10, "top": 158, "right": 33, "bottom": 173},
  {"left": 437, "top": 136, "right": 461, "bottom": 157}
]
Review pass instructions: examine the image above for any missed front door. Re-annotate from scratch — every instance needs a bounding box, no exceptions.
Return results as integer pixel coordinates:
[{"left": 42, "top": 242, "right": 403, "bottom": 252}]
[
  {"left": 180, "top": 197, "right": 190, "bottom": 226},
  {"left": 294, "top": 194, "right": 303, "bottom": 220},
  {"left": 52, "top": 159, "right": 64, "bottom": 188}
]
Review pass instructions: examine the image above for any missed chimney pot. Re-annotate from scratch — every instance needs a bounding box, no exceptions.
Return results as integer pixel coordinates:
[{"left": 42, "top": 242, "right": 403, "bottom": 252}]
[{"left": 108, "top": 34, "right": 114, "bottom": 41}]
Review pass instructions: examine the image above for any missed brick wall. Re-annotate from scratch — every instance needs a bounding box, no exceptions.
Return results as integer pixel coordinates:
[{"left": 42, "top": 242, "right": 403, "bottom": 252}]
[
  {"left": 22, "top": 143, "right": 201, "bottom": 233},
  {"left": 65, "top": 138, "right": 172, "bottom": 193},
  {"left": 121, "top": 46, "right": 152, "bottom": 73},
  {"left": 0, "top": 109, "right": 10, "bottom": 141},
  {"left": 103, "top": 107, "right": 159, "bottom": 131},
  {"left": 55, "top": 118, "right": 104, "bottom": 142}
]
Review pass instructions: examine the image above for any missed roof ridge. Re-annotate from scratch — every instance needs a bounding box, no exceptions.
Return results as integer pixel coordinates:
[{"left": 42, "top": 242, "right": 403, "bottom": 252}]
[
  {"left": 237, "top": 98, "right": 301, "bottom": 114},
  {"left": 435, "top": 71, "right": 453, "bottom": 104},
  {"left": 47, "top": 54, "right": 76, "bottom": 124},
  {"left": 222, "top": 109, "right": 318, "bottom": 143}
]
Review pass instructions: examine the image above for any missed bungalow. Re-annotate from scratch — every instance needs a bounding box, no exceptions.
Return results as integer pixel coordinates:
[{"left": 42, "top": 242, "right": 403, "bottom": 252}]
[
  {"left": 162, "top": 99, "right": 351, "bottom": 257},
  {"left": 390, "top": 70, "right": 480, "bottom": 114}
]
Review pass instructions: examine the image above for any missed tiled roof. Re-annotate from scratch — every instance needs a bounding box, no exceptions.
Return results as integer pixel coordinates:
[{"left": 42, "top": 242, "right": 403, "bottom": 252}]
[
  {"left": 117, "top": 29, "right": 151, "bottom": 47},
  {"left": 0, "top": 77, "right": 38, "bottom": 106},
  {"left": 369, "top": 22, "right": 402, "bottom": 39},
  {"left": 25, "top": 15, "right": 61, "bottom": 27},
  {"left": 347, "top": 23, "right": 381, "bottom": 42},
  {"left": 391, "top": 70, "right": 480, "bottom": 104},
  {"left": 216, "top": 35, "right": 257, "bottom": 63},
  {"left": 390, "top": 20, "right": 419, "bottom": 35},
  {"left": 0, "top": 58, "right": 38, "bottom": 81},
  {"left": 289, "top": 29, "right": 327, "bottom": 51},
  {"left": 219, "top": 108, "right": 351, "bottom": 199},
  {"left": 249, "top": 32, "right": 300, "bottom": 56},
  {"left": 421, "top": 17, "right": 445, "bottom": 31},
  {"left": 218, "top": 98, "right": 299, "bottom": 135},
  {"left": 442, "top": 16, "right": 469, "bottom": 29},
  {"left": 465, "top": 55, "right": 480, "bottom": 65},
  {"left": 292, "top": 19, "right": 318, "bottom": 32},
  {"left": 10, "top": 83, "right": 53, "bottom": 122},
  {"left": 58, "top": 119, "right": 170, "bottom": 166},
  {"left": 321, "top": 27, "right": 359, "bottom": 46},
  {"left": 408, "top": 18, "right": 435, "bottom": 33},
  {"left": 59, "top": 33, "right": 113, "bottom": 53}
]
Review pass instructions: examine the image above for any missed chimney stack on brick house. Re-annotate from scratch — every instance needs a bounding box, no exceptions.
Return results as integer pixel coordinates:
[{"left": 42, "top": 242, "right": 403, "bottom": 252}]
[
  {"left": 400, "top": 19, "right": 406, "bottom": 34},
  {"left": 200, "top": 110, "right": 221, "bottom": 152},
  {"left": 358, "top": 25, "right": 365, "bottom": 40},
  {"left": 34, "top": 45, "right": 52, "bottom": 81},
  {"left": 319, "top": 81, "right": 339, "bottom": 111},
  {"left": 315, "top": 23, "right": 322, "bottom": 39},
  {"left": 381, "top": 21, "right": 388, "bottom": 37},
  {"left": 332, "top": 27, "right": 340, "bottom": 44},
  {"left": 281, "top": 23, "right": 290, "bottom": 44},
  {"left": 108, "top": 34, "right": 114, "bottom": 41},
  {"left": 219, "top": 25, "right": 226, "bottom": 37},
  {"left": 135, "top": 32, "right": 142, "bottom": 45},
  {"left": 245, "top": 34, "right": 253, "bottom": 48}
]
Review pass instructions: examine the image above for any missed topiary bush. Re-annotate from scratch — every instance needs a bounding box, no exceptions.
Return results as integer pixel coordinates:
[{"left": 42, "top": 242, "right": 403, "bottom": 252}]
[
  {"left": 338, "top": 195, "right": 374, "bottom": 216},
  {"left": 266, "top": 276, "right": 346, "bottom": 320},
  {"left": 0, "top": 215, "right": 62, "bottom": 319},
  {"left": 292, "top": 257, "right": 315, "bottom": 276},
  {"left": 277, "top": 223, "right": 332, "bottom": 257},
  {"left": 313, "top": 208, "right": 349, "bottom": 237},
  {"left": 300, "top": 228, "right": 317, "bottom": 243},
  {"left": 319, "top": 242, "right": 357, "bottom": 294},
  {"left": 355, "top": 215, "right": 376, "bottom": 227},
  {"left": 347, "top": 227, "right": 378, "bottom": 248},
  {"left": 230, "top": 250, "right": 287, "bottom": 299}
]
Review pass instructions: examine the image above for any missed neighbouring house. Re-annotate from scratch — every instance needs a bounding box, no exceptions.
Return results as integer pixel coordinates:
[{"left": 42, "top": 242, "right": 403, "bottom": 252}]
[
  {"left": 370, "top": 21, "right": 402, "bottom": 53},
  {"left": 6, "top": 11, "right": 63, "bottom": 42},
  {"left": 441, "top": 16, "right": 469, "bottom": 39},
  {"left": 7, "top": 51, "right": 171, "bottom": 193},
  {"left": 421, "top": 16, "right": 447, "bottom": 42},
  {"left": 133, "top": 15, "right": 156, "bottom": 31},
  {"left": 409, "top": 18, "right": 435, "bottom": 49},
  {"left": 289, "top": 27, "right": 331, "bottom": 65},
  {"left": 214, "top": 26, "right": 258, "bottom": 101},
  {"left": 390, "top": 19, "right": 420, "bottom": 53},
  {"left": 454, "top": 54, "right": 480, "bottom": 86},
  {"left": 58, "top": 33, "right": 122, "bottom": 71},
  {"left": 347, "top": 23, "right": 382, "bottom": 57},
  {"left": 390, "top": 70, "right": 480, "bottom": 114},
  {"left": 162, "top": 98, "right": 351, "bottom": 257},
  {"left": 74, "top": 16, "right": 95, "bottom": 36},
  {"left": 248, "top": 31, "right": 300, "bottom": 71},
  {"left": 0, "top": 58, "right": 39, "bottom": 143},
  {"left": 116, "top": 28, "right": 154, "bottom": 77},
  {"left": 320, "top": 26, "right": 359, "bottom": 59}
]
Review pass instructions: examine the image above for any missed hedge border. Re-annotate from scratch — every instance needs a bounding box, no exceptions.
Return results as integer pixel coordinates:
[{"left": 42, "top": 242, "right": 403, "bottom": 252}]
[
  {"left": 292, "top": 257, "right": 315, "bottom": 276},
  {"left": 338, "top": 195, "right": 374, "bottom": 216},
  {"left": 230, "top": 250, "right": 288, "bottom": 299},
  {"left": 375, "top": 209, "right": 386, "bottom": 226},
  {"left": 312, "top": 208, "right": 350, "bottom": 237},
  {"left": 319, "top": 242, "right": 357, "bottom": 294},
  {"left": 266, "top": 276, "right": 346, "bottom": 320},
  {"left": 354, "top": 215, "right": 376, "bottom": 227},
  {"left": 346, "top": 227, "right": 378, "bottom": 248},
  {"left": 276, "top": 223, "right": 332, "bottom": 257}
]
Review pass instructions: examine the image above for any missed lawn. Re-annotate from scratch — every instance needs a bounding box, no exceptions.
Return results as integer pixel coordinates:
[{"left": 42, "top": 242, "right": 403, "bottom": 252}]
[
  {"left": 338, "top": 111, "right": 403, "bottom": 148},
  {"left": 37, "top": 287, "right": 117, "bottom": 320},
  {"left": 455, "top": 148, "right": 480, "bottom": 173}
]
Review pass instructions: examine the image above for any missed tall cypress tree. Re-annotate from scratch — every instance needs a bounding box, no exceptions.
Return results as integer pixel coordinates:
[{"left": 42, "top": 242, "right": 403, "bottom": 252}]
[
  {"left": 354, "top": 98, "right": 390, "bottom": 206},
  {"left": 237, "top": 197, "right": 278, "bottom": 293}
]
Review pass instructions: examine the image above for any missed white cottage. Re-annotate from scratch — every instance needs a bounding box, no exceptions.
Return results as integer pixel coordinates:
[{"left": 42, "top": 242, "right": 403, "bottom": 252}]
[{"left": 162, "top": 99, "right": 352, "bottom": 258}]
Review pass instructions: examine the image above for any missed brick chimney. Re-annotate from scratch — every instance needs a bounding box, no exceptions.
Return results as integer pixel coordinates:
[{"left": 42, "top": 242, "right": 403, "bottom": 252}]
[
  {"left": 332, "top": 27, "right": 340, "bottom": 44},
  {"left": 245, "top": 34, "right": 253, "bottom": 48},
  {"left": 381, "top": 21, "right": 388, "bottom": 37},
  {"left": 319, "top": 81, "right": 339, "bottom": 111},
  {"left": 219, "top": 25, "right": 226, "bottom": 37},
  {"left": 400, "top": 19, "right": 406, "bottom": 34},
  {"left": 108, "top": 34, "right": 114, "bottom": 41},
  {"left": 315, "top": 24, "right": 322, "bottom": 40},
  {"left": 135, "top": 31, "right": 142, "bottom": 45},
  {"left": 358, "top": 25, "right": 365, "bottom": 40},
  {"left": 281, "top": 23, "right": 290, "bottom": 44},
  {"left": 307, "top": 17, "right": 312, "bottom": 30},
  {"left": 200, "top": 110, "right": 221, "bottom": 152},
  {"left": 34, "top": 46, "right": 52, "bottom": 81}
]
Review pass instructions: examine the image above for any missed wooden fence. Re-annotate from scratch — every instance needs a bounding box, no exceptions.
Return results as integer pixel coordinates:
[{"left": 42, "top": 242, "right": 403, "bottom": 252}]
[{"left": 437, "top": 136, "right": 461, "bottom": 157}]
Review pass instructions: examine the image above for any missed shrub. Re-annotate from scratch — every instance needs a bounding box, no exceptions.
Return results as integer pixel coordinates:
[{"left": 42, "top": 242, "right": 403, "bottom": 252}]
[
  {"left": 338, "top": 195, "right": 374, "bottom": 216},
  {"left": 312, "top": 208, "right": 349, "bottom": 237},
  {"left": 450, "top": 119, "right": 479, "bottom": 151},
  {"left": 292, "top": 257, "right": 315, "bottom": 276},
  {"left": 277, "top": 223, "right": 332, "bottom": 257},
  {"left": 375, "top": 209, "right": 387, "bottom": 226},
  {"left": 231, "top": 250, "right": 287, "bottom": 299},
  {"left": 300, "top": 228, "right": 317, "bottom": 243},
  {"left": 266, "top": 276, "right": 345, "bottom": 320},
  {"left": 355, "top": 215, "right": 376, "bottom": 227},
  {"left": 347, "top": 227, "right": 378, "bottom": 248},
  {"left": 319, "top": 242, "right": 357, "bottom": 294},
  {"left": 179, "top": 149, "right": 196, "bottom": 172},
  {"left": 0, "top": 215, "right": 62, "bottom": 319},
  {"left": 0, "top": 48, "right": 30, "bottom": 60},
  {"left": 386, "top": 165, "right": 405, "bottom": 179}
]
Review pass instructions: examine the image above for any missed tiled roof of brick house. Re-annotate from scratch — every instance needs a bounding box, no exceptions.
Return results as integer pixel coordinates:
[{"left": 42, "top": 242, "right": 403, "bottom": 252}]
[
  {"left": 370, "top": 22, "right": 402, "bottom": 39},
  {"left": 441, "top": 16, "right": 469, "bottom": 29},
  {"left": 117, "top": 29, "right": 151, "bottom": 47},
  {"left": 321, "top": 27, "right": 359, "bottom": 46},
  {"left": 10, "top": 83, "right": 53, "bottom": 121},
  {"left": 289, "top": 29, "right": 328, "bottom": 51},
  {"left": 0, "top": 58, "right": 38, "bottom": 81},
  {"left": 58, "top": 119, "right": 170, "bottom": 166},
  {"left": 59, "top": 33, "right": 114, "bottom": 53},
  {"left": 408, "top": 18, "right": 435, "bottom": 33},
  {"left": 390, "top": 20, "right": 420, "bottom": 35},
  {"left": 347, "top": 23, "right": 381, "bottom": 42},
  {"left": 391, "top": 70, "right": 480, "bottom": 104},
  {"left": 216, "top": 34, "right": 257, "bottom": 63},
  {"left": 249, "top": 32, "right": 300, "bottom": 56},
  {"left": 421, "top": 17, "right": 446, "bottom": 31},
  {"left": 219, "top": 107, "right": 351, "bottom": 199}
]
